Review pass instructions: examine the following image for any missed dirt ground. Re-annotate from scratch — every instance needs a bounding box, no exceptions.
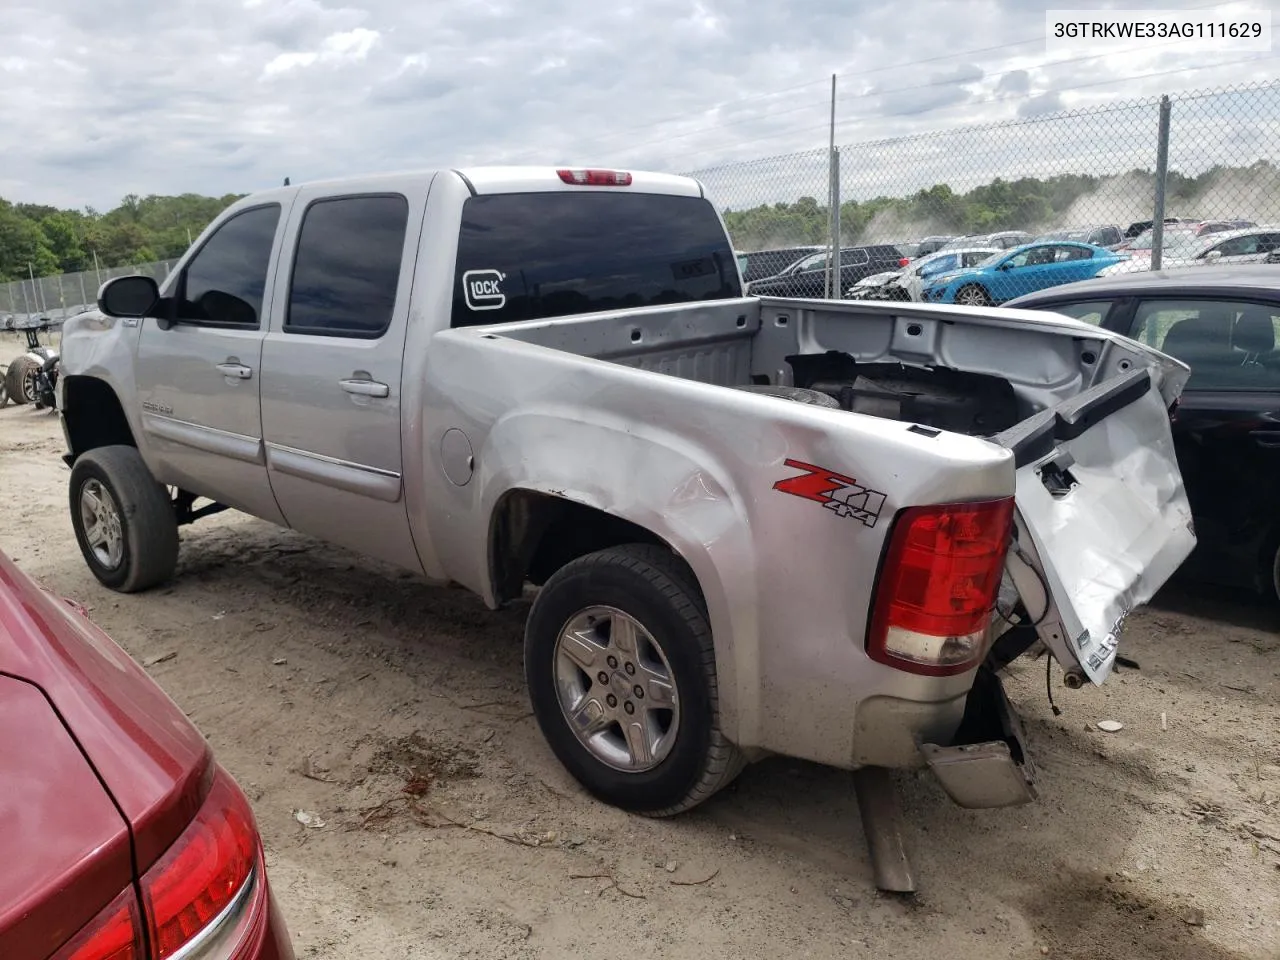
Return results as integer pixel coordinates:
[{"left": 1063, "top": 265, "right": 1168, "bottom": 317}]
[{"left": 1, "top": 402, "right": 1278, "bottom": 960}]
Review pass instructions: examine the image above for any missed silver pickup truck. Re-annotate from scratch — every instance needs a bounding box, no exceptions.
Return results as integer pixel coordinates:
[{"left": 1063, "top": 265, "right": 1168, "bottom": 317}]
[{"left": 57, "top": 166, "right": 1195, "bottom": 887}]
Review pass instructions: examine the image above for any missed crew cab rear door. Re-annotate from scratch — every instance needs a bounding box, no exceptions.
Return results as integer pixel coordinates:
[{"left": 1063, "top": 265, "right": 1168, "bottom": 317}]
[
  {"left": 994, "top": 332, "right": 1196, "bottom": 685},
  {"left": 259, "top": 177, "right": 431, "bottom": 572}
]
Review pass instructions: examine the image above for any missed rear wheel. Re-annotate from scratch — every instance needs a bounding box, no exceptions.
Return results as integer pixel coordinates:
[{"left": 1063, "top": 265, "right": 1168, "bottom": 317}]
[
  {"left": 524, "top": 544, "right": 744, "bottom": 816},
  {"left": 955, "top": 284, "right": 992, "bottom": 307},
  {"left": 5, "top": 355, "right": 38, "bottom": 405},
  {"left": 69, "top": 446, "right": 179, "bottom": 592}
]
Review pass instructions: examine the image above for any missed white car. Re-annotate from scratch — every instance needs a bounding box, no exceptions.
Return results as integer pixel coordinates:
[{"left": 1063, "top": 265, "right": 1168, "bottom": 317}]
[
  {"left": 847, "top": 247, "right": 1000, "bottom": 301},
  {"left": 1099, "top": 225, "right": 1280, "bottom": 277}
]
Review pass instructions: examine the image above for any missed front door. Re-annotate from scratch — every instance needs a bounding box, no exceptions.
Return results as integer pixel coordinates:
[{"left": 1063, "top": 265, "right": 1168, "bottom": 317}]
[
  {"left": 259, "top": 181, "right": 430, "bottom": 572},
  {"left": 134, "top": 200, "right": 294, "bottom": 524}
]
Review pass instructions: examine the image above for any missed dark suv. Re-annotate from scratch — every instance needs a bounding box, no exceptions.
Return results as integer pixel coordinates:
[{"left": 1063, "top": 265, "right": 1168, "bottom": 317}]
[
  {"left": 746, "top": 244, "right": 906, "bottom": 299},
  {"left": 1007, "top": 265, "right": 1280, "bottom": 601}
]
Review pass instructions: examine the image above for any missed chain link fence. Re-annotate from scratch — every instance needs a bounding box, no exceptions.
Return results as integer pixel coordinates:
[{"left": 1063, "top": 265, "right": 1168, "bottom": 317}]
[
  {"left": 1, "top": 260, "right": 178, "bottom": 328},
  {"left": 688, "top": 79, "right": 1280, "bottom": 303}
]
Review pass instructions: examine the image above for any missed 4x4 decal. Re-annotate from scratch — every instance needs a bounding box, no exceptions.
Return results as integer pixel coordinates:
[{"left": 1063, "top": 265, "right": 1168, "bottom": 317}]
[{"left": 773, "top": 458, "right": 887, "bottom": 528}]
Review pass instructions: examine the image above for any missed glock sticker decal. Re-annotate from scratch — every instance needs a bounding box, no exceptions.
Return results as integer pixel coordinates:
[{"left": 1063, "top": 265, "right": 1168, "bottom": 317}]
[
  {"left": 773, "top": 458, "right": 887, "bottom": 528},
  {"left": 463, "top": 269, "right": 506, "bottom": 311}
]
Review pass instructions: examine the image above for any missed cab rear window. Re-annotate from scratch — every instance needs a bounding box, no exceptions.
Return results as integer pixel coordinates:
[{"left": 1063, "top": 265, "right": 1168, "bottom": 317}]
[{"left": 451, "top": 192, "right": 741, "bottom": 327}]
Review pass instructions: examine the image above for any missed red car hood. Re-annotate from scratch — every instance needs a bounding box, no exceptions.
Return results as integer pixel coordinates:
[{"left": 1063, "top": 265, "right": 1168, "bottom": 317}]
[{"left": 0, "top": 553, "right": 211, "bottom": 949}]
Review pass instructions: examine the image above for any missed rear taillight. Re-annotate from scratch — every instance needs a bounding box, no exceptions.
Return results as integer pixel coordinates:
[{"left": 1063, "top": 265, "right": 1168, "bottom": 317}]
[
  {"left": 51, "top": 887, "right": 144, "bottom": 960},
  {"left": 868, "top": 498, "right": 1015, "bottom": 676},
  {"left": 898, "top": 257, "right": 912, "bottom": 267},
  {"left": 50, "top": 767, "right": 260, "bottom": 960},
  {"left": 557, "top": 168, "right": 633, "bottom": 186},
  {"left": 141, "top": 767, "right": 259, "bottom": 959}
]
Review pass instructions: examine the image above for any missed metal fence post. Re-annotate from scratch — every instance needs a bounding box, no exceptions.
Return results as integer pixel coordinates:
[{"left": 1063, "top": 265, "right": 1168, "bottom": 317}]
[
  {"left": 1151, "top": 95, "right": 1172, "bottom": 272},
  {"left": 831, "top": 147, "right": 842, "bottom": 299},
  {"left": 825, "top": 74, "right": 837, "bottom": 299}
]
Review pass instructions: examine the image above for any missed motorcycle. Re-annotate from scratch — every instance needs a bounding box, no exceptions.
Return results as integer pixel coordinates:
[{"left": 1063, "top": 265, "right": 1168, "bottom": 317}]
[{"left": 5, "top": 319, "right": 60, "bottom": 410}]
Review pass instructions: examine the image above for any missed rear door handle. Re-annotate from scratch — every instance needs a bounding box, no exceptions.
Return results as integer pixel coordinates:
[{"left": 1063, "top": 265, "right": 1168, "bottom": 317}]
[
  {"left": 339, "top": 378, "right": 390, "bottom": 399},
  {"left": 215, "top": 362, "right": 253, "bottom": 380}
]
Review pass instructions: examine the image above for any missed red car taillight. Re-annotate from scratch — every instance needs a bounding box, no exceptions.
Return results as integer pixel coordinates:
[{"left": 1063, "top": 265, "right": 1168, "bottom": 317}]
[
  {"left": 50, "top": 888, "right": 144, "bottom": 960},
  {"left": 868, "top": 498, "right": 1015, "bottom": 676},
  {"left": 51, "top": 767, "right": 259, "bottom": 960},
  {"left": 141, "top": 768, "right": 259, "bottom": 959},
  {"left": 898, "top": 257, "right": 912, "bottom": 267}
]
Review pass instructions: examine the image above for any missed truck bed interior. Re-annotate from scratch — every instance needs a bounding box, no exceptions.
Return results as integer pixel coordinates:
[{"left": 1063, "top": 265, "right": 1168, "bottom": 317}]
[{"left": 488, "top": 296, "right": 1142, "bottom": 442}]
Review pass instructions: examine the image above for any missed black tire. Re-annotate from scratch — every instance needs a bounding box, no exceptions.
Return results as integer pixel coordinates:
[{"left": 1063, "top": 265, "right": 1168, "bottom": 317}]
[
  {"left": 0, "top": 365, "right": 8, "bottom": 408},
  {"left": 525, "top": 544, "right": 745, "bottom": 817},
  {"left": 954, "top": 284, "right": 992, "bottom": 307},
  {"left": 6, "top": 355, "right": 38, "bottom": 405},
  {"left": 69, "top": 446, "right": 179, "bottom": 593}
]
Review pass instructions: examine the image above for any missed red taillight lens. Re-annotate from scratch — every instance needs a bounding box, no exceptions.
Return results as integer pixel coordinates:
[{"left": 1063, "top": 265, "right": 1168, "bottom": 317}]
[
  {"left": 868, "top": 498, "right": 1015, "bottom": 676},
  {"left": 557, "top": 168, "right": 633, "bottom": 186},
  {"left": 51, "top": 887, "right": 144, "bottom": 960},
  {"left": 141, "top": 767, "right": 259, "bottom": 959},
  {"left": 899, "top": 257, "right": 911, "bottom": 267}
]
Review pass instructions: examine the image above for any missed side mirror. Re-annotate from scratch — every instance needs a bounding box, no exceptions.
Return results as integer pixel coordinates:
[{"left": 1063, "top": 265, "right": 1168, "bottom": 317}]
[
  {"left": 98, "top": 275, "right": 160, "bottom": 320},
  {"left": 1204, "top": 249, "right": 1223, "bottom": 261}
]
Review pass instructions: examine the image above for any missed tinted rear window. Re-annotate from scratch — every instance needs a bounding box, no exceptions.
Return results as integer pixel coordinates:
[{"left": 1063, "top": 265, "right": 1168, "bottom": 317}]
[{"left": 451, "top": 192, "right": 741, "bottom": 327}]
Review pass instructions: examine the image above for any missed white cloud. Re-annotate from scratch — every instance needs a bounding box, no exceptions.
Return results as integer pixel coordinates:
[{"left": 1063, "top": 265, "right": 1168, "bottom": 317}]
[{"left": 0, "top": 0, "right": 1274, "bottom": 210}]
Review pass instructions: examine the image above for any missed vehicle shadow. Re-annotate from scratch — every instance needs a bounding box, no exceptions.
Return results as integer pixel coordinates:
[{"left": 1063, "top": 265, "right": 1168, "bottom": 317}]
[
  {"left": 145, "top": 519, "right": 1266, "bottom": 958},
  {"left": 1151, "top": 576, "right": 1280, "bottom": 634}
]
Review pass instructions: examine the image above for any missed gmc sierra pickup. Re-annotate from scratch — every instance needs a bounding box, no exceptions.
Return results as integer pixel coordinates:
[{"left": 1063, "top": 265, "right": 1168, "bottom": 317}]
[{"left": 57, "top": 166, "right": 1195, "bottom": 889}]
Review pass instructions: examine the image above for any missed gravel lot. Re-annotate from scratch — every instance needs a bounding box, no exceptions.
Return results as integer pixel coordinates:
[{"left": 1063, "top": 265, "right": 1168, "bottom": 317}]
[{"left": 1, "top": 402, "right": 1277, "bottom": 960}]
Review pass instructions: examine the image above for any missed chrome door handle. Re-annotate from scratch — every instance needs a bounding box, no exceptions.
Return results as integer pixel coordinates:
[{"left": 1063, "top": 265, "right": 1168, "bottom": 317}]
[
  {"left": 339, "top": 378, "right": 390, "bottom": 398},
  {"left": 215, "top": 362, "right": 253, "bottom": 379}
]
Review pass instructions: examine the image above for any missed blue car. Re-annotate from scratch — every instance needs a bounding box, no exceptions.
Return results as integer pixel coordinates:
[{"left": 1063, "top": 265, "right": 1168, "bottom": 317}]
[{"left": 920, "top": 241, "right": 1130, "bottom": 306}]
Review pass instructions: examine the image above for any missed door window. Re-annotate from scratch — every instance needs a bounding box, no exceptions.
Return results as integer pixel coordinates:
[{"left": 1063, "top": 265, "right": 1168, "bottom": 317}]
[
  {"left": 1054, "top": 245, "right": 1093, "bottom": 262},
  {"left": 177, "top": 204, "right": 281, "bottom": 328},
  {"left": 1131, "top": 299, "right": 1280, "bottom": 390},
  {"left": 1044, "top": 299, "right": 1113, "bottom": 325},
  {"left": 285, "top": 195, "right": 410, "bottom": 338}
]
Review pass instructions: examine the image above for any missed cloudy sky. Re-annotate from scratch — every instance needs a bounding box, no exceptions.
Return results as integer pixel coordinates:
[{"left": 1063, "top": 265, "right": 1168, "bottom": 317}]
[{"left": 0, "top": 0, "right": 1275, "bottom": 210}]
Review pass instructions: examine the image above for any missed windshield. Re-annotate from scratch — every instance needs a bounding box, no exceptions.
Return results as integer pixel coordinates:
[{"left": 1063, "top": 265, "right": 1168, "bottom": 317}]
[
  {"left": 1127, "top": 227, "right": 1197, "bottom": 252},
  {"left": 450, "top": 192, "right": 741, "bottom": 327},
  {"left": 976, "top": 251, "right": 1006, "bottom": 268},
  {"left": 1167, "top": 233, "right": 1210, "bottom": 257}
]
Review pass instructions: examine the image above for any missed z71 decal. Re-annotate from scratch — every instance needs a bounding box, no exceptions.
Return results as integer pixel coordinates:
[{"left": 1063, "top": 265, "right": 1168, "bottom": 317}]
[{"left": 773, "top": 458, "right": 887, "bottom": 528}]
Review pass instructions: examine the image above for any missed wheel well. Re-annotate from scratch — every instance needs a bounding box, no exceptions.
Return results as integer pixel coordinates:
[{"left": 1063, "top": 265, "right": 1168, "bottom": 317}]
[
  {"left": 62, "top": 377, "right": 136, "bottom": 459},
  {"left": 489, "top": 490, "right": 671, "bottom": 604}
]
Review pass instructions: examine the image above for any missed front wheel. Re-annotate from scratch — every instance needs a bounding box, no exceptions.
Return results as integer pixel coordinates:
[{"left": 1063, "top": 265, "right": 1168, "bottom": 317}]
[
  {"left": 69, "top": 446, "right": 179, "bottom": 592},
  {"left": 954, "top": 284, "right": 992, "bottom": 307},
  {"left": 524, "top": 544, "right": 744, "bottom": 817}
]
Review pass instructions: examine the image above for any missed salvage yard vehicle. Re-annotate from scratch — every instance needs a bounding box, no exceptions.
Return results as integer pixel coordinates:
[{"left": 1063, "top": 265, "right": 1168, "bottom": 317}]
[
  {"left": 922, "top": 241, "right": 1129, "bottom": 306},
  {"left": 57, "top": 166, "right": 1195, "bottom": 890},
  {"left": 0, "top": 546, "right": 294, "bottom": 960},
  {"left": 848, "top": 247, "right": 999, "bottom": 302}
]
